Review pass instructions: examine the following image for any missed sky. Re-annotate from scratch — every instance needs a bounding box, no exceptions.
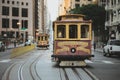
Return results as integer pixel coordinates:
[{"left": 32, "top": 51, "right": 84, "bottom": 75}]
[{"left": 47, "top": 0, "right": 59, "bottom": 21}]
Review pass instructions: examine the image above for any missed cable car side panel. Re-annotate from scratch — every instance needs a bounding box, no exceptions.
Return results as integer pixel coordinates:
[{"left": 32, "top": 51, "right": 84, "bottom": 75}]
[{"left": 52, "top": 40, "right": 93, "bottom": 61}]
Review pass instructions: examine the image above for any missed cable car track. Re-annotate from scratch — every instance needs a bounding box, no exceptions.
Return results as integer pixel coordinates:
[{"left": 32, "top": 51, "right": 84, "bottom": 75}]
[
  {"left": 59, "top": 67, "right": 99, "bottom": 80},
  {"left": 2, "top": 52, "right": 43, "bottom": 80},
  {"left": 29, "top": 54, "right": 42, "bottom": 80},
  {"left": 2, "top": 63, "right": 16, "bottom": 80}
]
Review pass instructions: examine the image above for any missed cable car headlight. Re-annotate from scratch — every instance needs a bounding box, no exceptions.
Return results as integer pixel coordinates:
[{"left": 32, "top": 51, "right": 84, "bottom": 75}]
[{"left": 71, "top": 48, "right": 76, "bottom": 53}]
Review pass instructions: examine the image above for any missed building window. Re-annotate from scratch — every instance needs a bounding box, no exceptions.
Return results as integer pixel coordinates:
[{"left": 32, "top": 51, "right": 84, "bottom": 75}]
[
  {"left": 113, "top": 11, "right": 116, "bottom": 16},
  {"left": 12, "top": 1, "right": 14, "bottom": 4},
  {"left": 21, "top": 2, "right": 24, "bottom": 5},
  {"left": 2, "top": 6, "right": 9, "bottom": 16},
  {"left": 118, "top": 0, "right": 120, "bottom": 4},
  {"left": 1, "top": 31, "right": 5, "bottom": 37},
  {"left": 12, "top": 7, "right": 19, "bottom": 16},
  {"left": 17, "top": 1, "right": 19, "bottom": 5},
  {"left": 118, "top": 9, "right": 120, "bottom": 14},
  {"left": 2, "top": 18, "right": 9, "bottom": 28},
  {"left": 7, "top": 0, "right": 10, "bottom": 4},
  {"left": 111, "top": 0, "right": 114, "bottom": 6},
  {"left": 12, "top": 19, "right": 19, "bottom": 28},
  {"left": 22, "top": 20, "right": 28, "bottom": 29},
  {"left": 22, "top": 8, "right": 28, "bottom": 17},
  {"left": 75, "top": 0, "right": 80, "bottom": 2},
  {"left": 2, "top": 0, "right": 5, "bottom": 3},
  {"left": 75, "top": 4, "right": 80, "bottom": 8},
  {"left": 26, "top": 3, "right": 28, "bottom": 6}
]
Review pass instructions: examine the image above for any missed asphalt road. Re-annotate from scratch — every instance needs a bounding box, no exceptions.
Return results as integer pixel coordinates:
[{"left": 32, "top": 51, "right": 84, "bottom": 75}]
[
  {"left": 0, "top": 49, "right": 12, "bottom": 79},
  {"left": 87, "top": 50, "right": 120, "bottom": 80},
  {"left": 0, "top": 47, "right": 120, "bottom": 80}
]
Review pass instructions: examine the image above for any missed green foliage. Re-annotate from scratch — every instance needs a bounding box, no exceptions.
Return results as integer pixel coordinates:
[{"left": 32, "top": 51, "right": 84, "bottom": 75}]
[{"left": 70, "top": 4, "right": 106, "bottom": 36}]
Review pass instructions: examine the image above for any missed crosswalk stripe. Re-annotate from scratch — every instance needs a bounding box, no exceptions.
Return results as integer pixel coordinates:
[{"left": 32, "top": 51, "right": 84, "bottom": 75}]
[{"left": 85, "top": 60, "right": 114, "bottom": 64}]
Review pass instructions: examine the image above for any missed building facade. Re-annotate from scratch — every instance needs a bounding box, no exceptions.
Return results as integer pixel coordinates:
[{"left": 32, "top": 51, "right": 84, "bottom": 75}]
[
  {"left": 37, "top": 0, "right": 49, "bottom": 34},
  {"left": 0, "top": 0, "right": 34, "bottom": 42},
  {"left": 99, "top": 0, "right": 120, "bottom": 40}
]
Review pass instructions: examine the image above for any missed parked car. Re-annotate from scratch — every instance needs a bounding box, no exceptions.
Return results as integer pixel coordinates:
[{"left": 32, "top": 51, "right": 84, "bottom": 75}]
[
  {"left": 103, "top": 40, "right": 120, "bottom": 57},
  {"left": 24, "top": 40, "right": 31, "bottom": 46},
  {"left": 0, "top": 41, "right": 5, "bottom": 52}
]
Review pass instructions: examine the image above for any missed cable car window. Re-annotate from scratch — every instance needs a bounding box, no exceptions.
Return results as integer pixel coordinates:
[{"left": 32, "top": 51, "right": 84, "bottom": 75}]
[
  {"left": 57, "top": 25, "right": 66, "bottom": 38},
  {"left": 41, "top": 36, "right": 44, "bottom": 41},
  {"left": 45, "top": 36, "right": 47, "bottom": 40},
  {"left": 81, "top": 25, "right": 89, "bottom": 38},
  {"left": 69, "top": 25, "right": 78, "bottom": 38},
  {"left": 38, "top": 36, "right": 40, "bottom": 40}
]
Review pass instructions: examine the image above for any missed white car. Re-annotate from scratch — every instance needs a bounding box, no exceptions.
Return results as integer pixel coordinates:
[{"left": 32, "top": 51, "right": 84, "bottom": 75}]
[
  {"left": 24, "top": 40, "right": 31, "bottom": 46},
  {"left": 103, "top": 40, "right": 120, "bottom": 57}
]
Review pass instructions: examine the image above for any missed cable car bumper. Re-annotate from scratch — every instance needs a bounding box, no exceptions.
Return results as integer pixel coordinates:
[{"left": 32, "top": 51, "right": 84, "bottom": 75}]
[{"left": 51, "top": 54, "right": 94, "bottom": 61}]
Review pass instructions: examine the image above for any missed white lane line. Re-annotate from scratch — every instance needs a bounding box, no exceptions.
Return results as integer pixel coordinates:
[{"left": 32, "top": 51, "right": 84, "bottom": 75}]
[
  {"left": 85, "top": 60, "right": 114, "bottom": 64},
  {"left": 0, "top": 59, "right": 11, "bottom": 63},
  {"left": 102, "top": 60, "right": 114, "bottom": 64},
  {"left": 85, "top": 60, "right": 93, "bottom": 63}
]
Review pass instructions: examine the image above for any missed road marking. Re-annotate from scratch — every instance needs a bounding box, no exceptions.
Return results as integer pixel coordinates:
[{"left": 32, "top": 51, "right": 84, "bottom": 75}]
[
  {"left": 85, "top": 60, "right": 93, "bottom": 63},
  {"left": 85, "top": 60, "right": 114, "bottom": 64},
  {"left": 0, "top": 59, "right": 11, "bottom": 63},
  {"left": 102, "top": 60, "right": 114, "bottom": 64}
]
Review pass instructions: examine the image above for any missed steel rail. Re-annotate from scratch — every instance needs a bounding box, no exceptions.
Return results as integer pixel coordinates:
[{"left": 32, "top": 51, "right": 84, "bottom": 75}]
[
  {"left": 2, "top": 63, "right": 16, "bottom": 80},
  {"left": 29, "top": 54, "right": 43, "bottom": 80}
]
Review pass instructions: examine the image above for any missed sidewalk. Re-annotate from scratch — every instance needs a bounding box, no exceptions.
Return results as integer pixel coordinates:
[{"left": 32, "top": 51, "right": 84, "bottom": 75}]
[
  {"left": 6, "top": 43, "right": 24, "bottom": 49},
  {"left": 94, "top": 48, "right": 103, "bottom": 53},
  {"left": 92, "top": 45, "right": 103, "bottom": 53}
]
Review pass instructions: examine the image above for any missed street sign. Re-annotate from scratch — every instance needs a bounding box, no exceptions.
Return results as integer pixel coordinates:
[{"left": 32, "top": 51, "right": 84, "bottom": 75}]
[{"left": 21, "top": 27, "right": 27, "bottom": 30}]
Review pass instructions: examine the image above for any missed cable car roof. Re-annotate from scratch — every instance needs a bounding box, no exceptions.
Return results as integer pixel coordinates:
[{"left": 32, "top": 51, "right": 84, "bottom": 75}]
[{"left": 55, "top": 14, "right": 92, "bottom": 22}]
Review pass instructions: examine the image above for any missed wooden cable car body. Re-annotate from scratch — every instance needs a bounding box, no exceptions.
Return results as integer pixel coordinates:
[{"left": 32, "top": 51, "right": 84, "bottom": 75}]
[
  {"left": 52, "top": 14, "right": 94, "bottom": 66},
  {"left": 37, "top": 33, "right": 49, "bottom": 48}
]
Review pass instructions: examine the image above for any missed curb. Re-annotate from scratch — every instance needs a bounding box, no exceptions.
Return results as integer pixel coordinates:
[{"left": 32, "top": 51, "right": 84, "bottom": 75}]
[{"left": 10, "top": 44, "right": 35, "bottom": 58}]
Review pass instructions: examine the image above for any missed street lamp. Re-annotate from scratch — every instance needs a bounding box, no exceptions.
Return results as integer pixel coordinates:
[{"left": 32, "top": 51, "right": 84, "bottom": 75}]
[
  {"left": 17, "top": 22, "right": 21, "bottom": 43},
  {"left": 17, "top": 22, "right": 21, "bottom": 37}
]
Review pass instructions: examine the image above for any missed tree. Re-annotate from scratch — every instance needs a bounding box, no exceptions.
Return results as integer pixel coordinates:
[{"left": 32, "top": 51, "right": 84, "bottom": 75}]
[{"left": 70, "top": 4, "right": 106, "bottom": 37}]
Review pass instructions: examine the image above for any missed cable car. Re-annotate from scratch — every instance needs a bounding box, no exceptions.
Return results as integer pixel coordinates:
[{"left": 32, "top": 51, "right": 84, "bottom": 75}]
[
  {"left": 36, "top": 33, "right": 49, "bottom": 49},
  {"left": 52, "top": 14, "right": 94, "bottom": 66}
]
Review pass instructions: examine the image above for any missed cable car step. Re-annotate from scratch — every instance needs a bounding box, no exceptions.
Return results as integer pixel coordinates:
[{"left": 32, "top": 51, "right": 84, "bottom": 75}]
[{"left": 59, "top": 61, "right": 86, "bottom": 67}]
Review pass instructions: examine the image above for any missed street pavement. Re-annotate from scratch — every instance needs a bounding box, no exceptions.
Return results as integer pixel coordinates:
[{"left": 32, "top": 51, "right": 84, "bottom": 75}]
[{"left": 95, "top": 48, "right": 103, "bottom": 53}]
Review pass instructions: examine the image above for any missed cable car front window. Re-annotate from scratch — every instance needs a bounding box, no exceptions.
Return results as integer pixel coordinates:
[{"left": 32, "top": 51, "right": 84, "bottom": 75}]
[
  {"left": 38, "top": 36, "right": 40, "bottom": 40},
  {"left": 81, "top": 25, "right": 89, "bottom": 38},
  {"left": 57, "top": 25, "right": 66, "bottom": 38},
  {"left": 41, "top": 36, "right": 44, "bottom": 41},
  {"left": 69, "top": 25, "right": 78, "bottom": 38},
  {"left": 45, "top": 36, "right": 47, "bottom": 40}
]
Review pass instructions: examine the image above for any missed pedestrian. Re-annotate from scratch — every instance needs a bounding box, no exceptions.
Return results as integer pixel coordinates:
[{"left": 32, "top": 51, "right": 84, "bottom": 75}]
[
  {"left": 14, "top": 40, "right": 16, "bottom": 48},
  {"left": 93, "top": 42, "right": 96, "bottom": 50}
]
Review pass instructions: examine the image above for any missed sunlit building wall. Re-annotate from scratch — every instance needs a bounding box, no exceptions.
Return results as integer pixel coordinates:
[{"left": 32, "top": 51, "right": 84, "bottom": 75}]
[
  {"left": 59, "top": 0, "right": 97, "bottom": 15},
  {"left": 59, "top": 0, "right": 71, "bottom": 15}
]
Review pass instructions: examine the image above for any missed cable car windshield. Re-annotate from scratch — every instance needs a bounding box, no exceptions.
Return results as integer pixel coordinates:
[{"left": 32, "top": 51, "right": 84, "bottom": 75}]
[{"left": 69, "top": 25, "right": 77, "bottom": 38}]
